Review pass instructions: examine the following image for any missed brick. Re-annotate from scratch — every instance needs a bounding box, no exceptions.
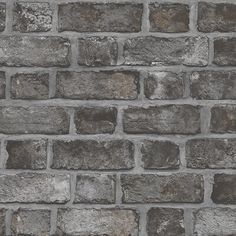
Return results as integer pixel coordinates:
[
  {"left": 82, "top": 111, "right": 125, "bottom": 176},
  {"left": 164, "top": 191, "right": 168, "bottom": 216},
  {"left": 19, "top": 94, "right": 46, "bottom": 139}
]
[
  {"left": 123, "top": 105, "right": 200, "bottom": 134},
  {"left": 0, "top": 4, "right": 5, "bottom": 32},
  {"left": 123, "top": 36, "right": 208, "bottom": 66},
  {"left": 56, "top": 71, "right": 139, "bottom": 100},
  {"left": 0, "top": 36, "right": 70, "bottom": 67},
  {"left": 13, "top": 2, "right": 52, "bottom": 32},
  {"left": 121, "top": 174, "right": 204, "bottom": 203},
  {"left": 198, "top": 2, "right": 236, "bottom": 32},
  {"left": 144, "top": 71, "right": 185, "bottom": 99},
  {"left": 190, "top": 71, "right": 236, "bottom": 100},
  {"left": 6, "top": 140, "right": 47, "bottom": 170},
  {"left": 141, "top": 140, "right": 180, "bottom": 169},
  {"left": 11, "top": 209, "right": 50, "bottom": 236},
  {"left": 56, "top": 208, "right": 139, "bottom": 235},
  {"left": 149, "top": 3, "right": 189, "bottom": 33},
  {"left": 52, "top": 140, "right": 134, "bottom": 170},
  {"left": 10, "top": 72, "right": 49, "bottom": 100},
  {"left": 58, "top": 2, "right": 143, "bottom": 32},
  {"left": 147, "top": 208, "right": 185, "bottom": 236},
  {"left": 74, "top": 107, "right": 117, "bottom": 134},
  {"left": 0, "top": 106, "right": 69, "bottom": 134},
  {"left": 74, "top": 174, "right": 116, "bottom": 204},
  {"left": 0, "top": 173, "right": 70, "bottom": 203},
  {"left": 0, "top": 71, "right": 5, "bottom": 99},
  {"left": 211, "top": 174, "right": 236, "bottom": 204},
  {"left": 78, "top": 37, "right": 118, "bottom": 66},
  {"left": 213, "top": 38, "right": 236, "bottom": 66},
  {"left": 0, "top": 209, "right": 6, "bottom": 235},
  {"left": 193, "top": 208, "right": 236, "bottom": 236},
  {"left": 210, "top": 105, "right": 236, "bottom": 133},
  {"left": 186, "top": 139, "right": 236, "bottom": 169}
]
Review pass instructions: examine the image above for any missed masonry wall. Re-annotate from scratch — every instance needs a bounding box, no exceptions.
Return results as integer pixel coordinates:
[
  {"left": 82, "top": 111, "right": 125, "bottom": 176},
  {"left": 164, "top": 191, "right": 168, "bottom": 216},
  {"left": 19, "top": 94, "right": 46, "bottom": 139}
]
[{"left": 0, "top": 0, "right": 235, "bottom": 235}]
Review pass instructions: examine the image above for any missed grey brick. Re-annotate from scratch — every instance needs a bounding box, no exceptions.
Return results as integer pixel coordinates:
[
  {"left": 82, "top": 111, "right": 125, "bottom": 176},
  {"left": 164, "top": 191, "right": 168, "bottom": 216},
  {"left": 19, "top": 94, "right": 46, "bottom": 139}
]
[
  {"left": 0, "top": 209, "right": 6, "bottom": 236},
  {"left": 0, "top": 4, "right": 5, "bottom": 32}
]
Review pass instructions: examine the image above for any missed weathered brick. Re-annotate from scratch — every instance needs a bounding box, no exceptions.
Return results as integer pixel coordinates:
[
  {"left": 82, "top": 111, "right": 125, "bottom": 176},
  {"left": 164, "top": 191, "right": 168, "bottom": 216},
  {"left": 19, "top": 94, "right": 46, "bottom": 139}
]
[
  {"left": 58, "top": 2, "right": 143, "bottom": 32},
  {"left": 149, "top": 3, "right": 189, "bottom": 33},
  {"left": 123, "top": 105, "right": 201, "bottom": 134},
  {"left": 0, "top": 173, "right": 70, "bottom": 203},
  {"left": 0, "top": 71, "right": 5, "bottom": 99},
  {"left": 56, "top": 71, "right": 139, "bottom": 100},
  {"left": 193, "top": 208, "right": 236, "bottom": 236},
  {"left": 0, "top": 106, "right": 69, "bottom": 134},
  {"left": 6, "top": 140, "right": 47, "bottom": 170},
  {"left": 0, "top": 4, "right": 5, "bottom": 32},
  {"left": 213, "top": 38, "right": 236, "bottom": 66},
  {"left": 0, "top": 36, "right": 70, "bottom": 67},
  {"left": 74, "top": 107, "right": 117, "bottom": 134},
  {"left": 211, "top": 174, "right": 236, "bottom": 204},
  {"left": 141, "top": 140, "right": 180, "bottom": 169},
  {"left": 198, "top": 2, "right": 236, "bottom": 32},
  {"left": 13, "top": 2, "right": 52, "bottom": 32},
  {"left": 121, "top": 174, "right": 204, "bottom": 203},
  {"left": 144, "top": 71, "right": 185, "bottom": 100},
  {"left": 147, "top": 208, "right": 185, "bottom": 236},
  {"left": 123, "top": 36, "right": 208, "bottom": 66},
  {"left": 186, "top": 139, "right": 236, "bottom": 169},
  {"left": 52, "top": 140, "right": 134, "bottom": 170},
  {"left": 190, "top": 71, "right": 236, "bottom": 100},
  {"left": 78, "top": 37, "right": 118, "bottom": 66},
  {"left": 74, "top": 174, "right": 116, "bottom": 204},
  {"left": 11, "top": 209, "right": 50, "bottom": 236},
  {"left": 10, "top": 72, "right": 49, "bottom": 100},
  {"left": 56, "top": 208, "right": 139, "bottom": 235},
  {"left": 210, "top": 105, "right": 236, "bottom": 133},
  {"left": 0, "top": 209, "right": 6, "bottom": 235}
]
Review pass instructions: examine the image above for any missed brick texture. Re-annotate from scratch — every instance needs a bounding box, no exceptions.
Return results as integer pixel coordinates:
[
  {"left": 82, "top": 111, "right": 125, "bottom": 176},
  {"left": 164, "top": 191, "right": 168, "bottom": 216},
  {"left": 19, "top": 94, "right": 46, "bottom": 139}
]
[{"left": 0, "top": 0, "right": 235, "bottom": 235}]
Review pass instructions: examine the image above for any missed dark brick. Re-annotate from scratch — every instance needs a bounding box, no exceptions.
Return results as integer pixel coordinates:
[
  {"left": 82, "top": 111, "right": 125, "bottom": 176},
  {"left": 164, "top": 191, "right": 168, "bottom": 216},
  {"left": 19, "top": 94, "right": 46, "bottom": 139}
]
[
  {"left": 0, "top": 173, "right": 70, "bottom": 203},
  {"left": 78, "top": 37, "right": 118, "bottom": 66},
  {"left": 0, "top": 71, "right": 5, "bottom": 99},
  {"left": 11, "top": 209, "right": 50, "bottom": 236},
  {"left": 149, "top": 3, "right": 189, "bottom": 33},
  {"left": 0, "top": 36, "right": 70, "bottom": 67},
  {"left": 121, "top": 174, "right": 204, "bottom": 203},
  {"left": 141, "top": 140, "right": 180, "bottom": 169},
  {"left": 210, "top": 105, "right": 236, "bottom": 133},
  {"left": 123, "top": 105, "right": 201, "bottom": 134},
  {"left": 190, "top": 71, "right": 236, "bottom": 99},
  {"left": 13, "top": 2, "right": 52, "bottom": 32},
  {"left": 194, "top": 208, "right": 236, "bottom": 236},
  {"left": 211, "top": 174, "right": 236, "bottom": 204},
  {"left": 6, "top": 140, "right": 47, "bottom": 170},
  {"left": 74, "top": 107, "right": 117, "bottom": 134},
  {"left": 56, "top": 208, "right": 139, "bottom": 235},
  {"left": 10, "top": 72, "right": 49, "bottom": 100},
  {"left": 198, "top": 2, "right": 236, "bottom": 32},
  {"left": 52, "top": 140, "right": 134, "bottom": 170},
  {"left": 58, "top": 2, "right": 143, "bottom": 32},
  {"left": 123, "top": 36, "right": 208, "bottom": 66},
  {"left": 147, "top": 208, "right": 185, "bottom": 236},
  {"left": 186, "top": 139, "right": 236, "bottom": 169},
  {"left": 74, "top": 174, "right": 116, "bottom": 204},
  {"left": 0, "top": 4, "right": 5, "bottom": 32},
  {"left": 214, "top": 38, "right": 236, "bottom": 66},
  {"left": 0, "top": 106, "right": 70, "bottom": 134},
  {"left": 144, "top": 71, "right": 185, "bottom": 99},
  {"left": 0, "top": 209, "right": 6, "bottom": 236},
  {"left": 56, "top": 71, "right": 139, "bottom": 100}
]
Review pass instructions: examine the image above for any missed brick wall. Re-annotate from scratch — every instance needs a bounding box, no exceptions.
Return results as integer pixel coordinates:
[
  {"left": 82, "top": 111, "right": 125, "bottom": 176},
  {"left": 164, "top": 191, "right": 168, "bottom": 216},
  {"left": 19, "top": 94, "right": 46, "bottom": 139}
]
[{"left": 0, "top": 0, "right": 235, "bottom": 235}]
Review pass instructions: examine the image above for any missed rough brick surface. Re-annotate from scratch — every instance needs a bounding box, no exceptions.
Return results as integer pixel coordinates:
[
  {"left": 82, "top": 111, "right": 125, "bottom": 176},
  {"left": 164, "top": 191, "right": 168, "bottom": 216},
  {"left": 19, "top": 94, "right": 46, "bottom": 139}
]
[
  {"left": 147, "top": 208, "right": 185, "bottom": 236},
  {"left": 52, "top": 140, "right": 135, "bottom": 170},
  {"left": 56, "top": 71, "right": 139, "bottom": 100},
  {"left": 0, "top": 209, "right": 6, "bottom": 235},
  {"left": 121, "top": 174, "right": 204, "bottom": 203},
  {"left": 56, "top": 208, "right": 139, "bottom": 235},
  {"left": 58, "top": 3, "right": 143, "bottom": 32},
  {"left": 0, "top": 71, "right": 5, "bottom": 99},
  {"left": 11, "top": 209, "right": 50, "bottom": 236},
  {"left": 0, "top": 4, "right": 5, "bottom": 32}
]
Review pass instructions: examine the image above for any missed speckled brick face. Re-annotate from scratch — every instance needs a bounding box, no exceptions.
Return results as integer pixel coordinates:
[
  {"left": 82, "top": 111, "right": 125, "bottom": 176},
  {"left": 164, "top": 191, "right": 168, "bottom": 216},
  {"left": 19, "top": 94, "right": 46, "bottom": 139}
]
[{"left": 0, "top": 1, "right": 235, "bottom": 235}]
